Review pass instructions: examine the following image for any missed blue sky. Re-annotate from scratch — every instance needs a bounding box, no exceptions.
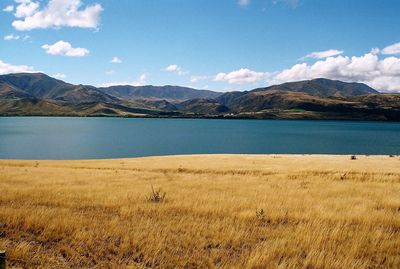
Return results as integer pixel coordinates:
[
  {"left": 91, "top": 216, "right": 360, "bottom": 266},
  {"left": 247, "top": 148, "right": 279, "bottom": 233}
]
[{"left": 1, "top": 0, "right": 400, "bottom": 92}]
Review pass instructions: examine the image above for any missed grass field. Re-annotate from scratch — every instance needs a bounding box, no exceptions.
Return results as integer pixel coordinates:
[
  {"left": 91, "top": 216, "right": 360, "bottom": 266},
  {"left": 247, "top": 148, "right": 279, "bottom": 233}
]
[{"left": 0, "top": 155, "right": 399, "bottom": 268}]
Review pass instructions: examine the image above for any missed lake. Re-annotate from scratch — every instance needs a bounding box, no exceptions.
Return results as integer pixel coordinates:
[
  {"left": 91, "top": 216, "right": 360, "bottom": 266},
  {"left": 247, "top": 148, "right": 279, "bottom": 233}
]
[{"left": 0, "top": 117, "right": 399, "bottom": 159}]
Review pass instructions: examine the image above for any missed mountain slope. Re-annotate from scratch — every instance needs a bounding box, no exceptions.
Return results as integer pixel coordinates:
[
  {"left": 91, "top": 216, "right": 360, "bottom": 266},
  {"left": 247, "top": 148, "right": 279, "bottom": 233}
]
[
  {"left": 216, "top": 83, "right": 399, "bottom": 121},
  {"left": 0, "top": 99, "right": 178, "bottom": 117},
  {"left": 0, "top": 73, "right": 74, "bottom": 99},
  {"left": 176, "top": 98, "right": 229, "bottom": 114},
  {"left": 1, "top": 72, "right": 399, "bottom": 121},
  {"left": 0, "top": 73, "right": 222, "bottom": 104},
  {"left": 0, "top": 73, "right": 119, "bottom": 104},
  {"left": 97, "top": 85, "right": 222, "bottom": 102},
  {"left": 252, "top": 78, "right": 378, "bottom": 97},
  {"left": 0, "top": 98, "right": 74, "bottom": 116}
]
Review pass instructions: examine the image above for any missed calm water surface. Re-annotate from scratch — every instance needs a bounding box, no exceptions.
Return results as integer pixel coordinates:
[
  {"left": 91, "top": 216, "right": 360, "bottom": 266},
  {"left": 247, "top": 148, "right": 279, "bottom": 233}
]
[{"left": 0, "top": 117, "right": 399, "bottom": 159}]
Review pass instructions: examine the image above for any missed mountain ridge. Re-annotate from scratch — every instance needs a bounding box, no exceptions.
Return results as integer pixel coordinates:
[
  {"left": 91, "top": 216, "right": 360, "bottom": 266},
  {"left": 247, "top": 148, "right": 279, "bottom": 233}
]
[
  {"left": 252, "top": 78, "right": 379, "bottom": 97},
  {"left": 0, "top": 72, "right": 399, "bottom": 121},
  {"left": 97, "top": 84, "right": 222, "bottom": 102}
]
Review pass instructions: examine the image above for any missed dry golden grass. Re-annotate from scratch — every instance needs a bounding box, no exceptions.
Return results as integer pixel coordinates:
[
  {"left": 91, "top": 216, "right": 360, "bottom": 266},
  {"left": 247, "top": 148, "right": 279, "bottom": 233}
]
[{"left": 0, "top": 154, "right": 399, "bottom": 268}]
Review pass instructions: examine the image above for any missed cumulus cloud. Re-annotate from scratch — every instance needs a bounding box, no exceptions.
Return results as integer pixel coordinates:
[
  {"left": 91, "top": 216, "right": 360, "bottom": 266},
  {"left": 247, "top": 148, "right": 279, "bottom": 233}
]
[
  {"left": 238, "top": 0, "right": 250, "bottom": 6},
  {"left": 382, "top": 42, "right": 400, "bottom": 55},
  {"left": 42, "top": 40, "right": 89, "bottom": 57},
  {"left": 302, "top": 49, "right": 344, "bottom": 60},
  {"left": 271, "top": 52, "right": 400, "bottom": 92},
  {"left": 215, "top": 68, "right": 269, "bottom": 84},
  {"left": 3, "top": 5, "right": 14, "bottom": 12},
  {"left": 165, "top": 64, "right": 187, "bottom": 75},
  {"left": 110, "top": 57, "right": 122, "bottom": 64},
  {"left": 11, "top": 0, "right": 103, "bottom": 31},
  {"left": 214, "top": 43, "right": 400, "bottom": 92},
  {"left": 99, "top": 74, "right": 148, "bottom": 87},
  {"left": 52, "top": 73, "right": 66, "bottom": 79},
  {"left": 0, "top": 59, "right": 35, "bottom": 74},
  {"left": 14, "top": 0, "right": 39, "bottom": 18}
]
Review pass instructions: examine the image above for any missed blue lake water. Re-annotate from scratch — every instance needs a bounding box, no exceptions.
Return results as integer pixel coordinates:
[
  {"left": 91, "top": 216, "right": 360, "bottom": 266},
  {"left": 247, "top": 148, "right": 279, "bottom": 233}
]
[{"left": 0, "top": 117, "right": 399, "bottom": 159}]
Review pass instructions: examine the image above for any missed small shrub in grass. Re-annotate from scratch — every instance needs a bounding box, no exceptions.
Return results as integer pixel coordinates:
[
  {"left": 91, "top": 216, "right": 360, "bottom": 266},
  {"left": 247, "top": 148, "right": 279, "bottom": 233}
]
[
  {"left": 148, "top": 184, "right": 166, "bottom": 203},
  {"left": 256, "top": 208, "right": 270, "bottom": 226},
  {"left": 350, "top": 155, "right": 357, "bottom": 160},
  {"left": 256, "top": 208, "right": 265, "bottom": 221}
]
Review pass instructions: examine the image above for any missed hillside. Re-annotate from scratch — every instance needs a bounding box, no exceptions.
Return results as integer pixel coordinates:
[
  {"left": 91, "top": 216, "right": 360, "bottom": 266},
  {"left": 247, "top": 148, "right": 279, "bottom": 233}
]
[
  {"left": 252, "top": 78, "right": 379, "bottom": 97},
  {"left": 0, "top": 73, "right": 119, "bottom": 104},
  {"left": 97, "top": 85, "right": 222, "bottom": 102},
  {"left": 176, "top": 98, "right": 229, "bottom": 114},
  {"left": 0, "top": 72, "right": 399, "bottom": 120},
  {"left": 0, "top": 73, "right": 74, "bottom": 99},
  {"left": 0, "top": 73, "right": 221, "bottom": 103},
  {"left": 215, "top": 81, "right": 399, "bottom": 120}
]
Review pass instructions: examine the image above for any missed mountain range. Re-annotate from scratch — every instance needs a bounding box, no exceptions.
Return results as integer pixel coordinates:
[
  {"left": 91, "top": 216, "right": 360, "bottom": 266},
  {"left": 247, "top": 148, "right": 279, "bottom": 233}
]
[{"left": 1, "top": 72, "right": 399, "bottom": 121}]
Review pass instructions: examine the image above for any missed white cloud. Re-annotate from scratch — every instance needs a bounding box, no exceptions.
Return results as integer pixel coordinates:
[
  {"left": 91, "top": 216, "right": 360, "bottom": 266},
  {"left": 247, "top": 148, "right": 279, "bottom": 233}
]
[
  {"left": 270, "top": 52, "right": 400, "bottom": 92},
  {"left": 302, "top": 49, "right": 344, "bottom": 59},
  {"left": 382, "top": 42, "right": 400, "bottom": 55},
  {"left": 98, "top": 81, "right": 128, "bottom": 87},
  {"left": 165, "top": 64, "right": 187, "bottom": 75},
  {"left": 42, "top": 40, "right": 89, "bottom": 57},
  {"left": 0, "top": 59, "right": 35, "bottom": 74},
  {"left": 238, "top": 0, "right": 250, "bottom": 6},
  {"left": 4, "top": 34, "right": 20, "bottom": 40},
  {"left": 215, "top": 68, "right": 269, "bottom": 84},
  {"left": 105, "top": 70, "right": 115, "bottom": 75},
  {"left": 370, "top": 48, "right": 380, "bottom": 55},
  {"left": 210, "top": 42, "right": 400, "bottom": 92},
  {"left": 99, "top": 74, "right": 148, "bottom": 87},
  {"left": 110, "top": 57, "right": 122, "bottom": 64},
  {"left": 136, "top": 74, "right": 147, "bottom": 85},
  {"left": 3, "top": 5, "right": 14, "bottom": 12},
  {"left": 12, "top": 0, "right": 103, "bottom": 31},
  {"left": 190, "top": 75, "right": 208, "bottom": 83},
  {"left": 14, "top": 0, "right": 39, "bottom": 18},
  {"left": 165, "top": 64, "right": 179, "bottom": 72},
  {"left": 52, "top": 73, "right": 66, "bottom": 79},
  {"left": 4, "top": 33, "right": 30, "bottom": 41}
]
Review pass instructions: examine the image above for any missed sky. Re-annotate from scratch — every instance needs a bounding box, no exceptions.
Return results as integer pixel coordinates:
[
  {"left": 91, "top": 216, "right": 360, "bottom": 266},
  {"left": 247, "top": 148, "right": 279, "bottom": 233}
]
[{"left": 1, "top": 0, "right": 400, "bottom": 92}]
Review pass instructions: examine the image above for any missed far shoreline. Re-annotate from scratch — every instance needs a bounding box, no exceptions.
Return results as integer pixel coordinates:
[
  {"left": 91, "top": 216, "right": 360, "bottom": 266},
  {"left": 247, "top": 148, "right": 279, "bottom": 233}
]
[
  {"left": 1, "top": 114, "right": 400, "bottom": 123},
  {"left": 1, "top": 153, "right": 399, "bottom": 162}
]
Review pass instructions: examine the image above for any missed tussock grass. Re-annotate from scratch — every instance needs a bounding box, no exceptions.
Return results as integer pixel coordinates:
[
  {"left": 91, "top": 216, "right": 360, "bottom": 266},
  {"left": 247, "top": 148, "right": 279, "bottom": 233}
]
[
  {"left": 0, "top": 154, "right": 399, "bottom": 268},
  {"left": 148, "top": 184, "right": 166, "bottom": 203}
]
